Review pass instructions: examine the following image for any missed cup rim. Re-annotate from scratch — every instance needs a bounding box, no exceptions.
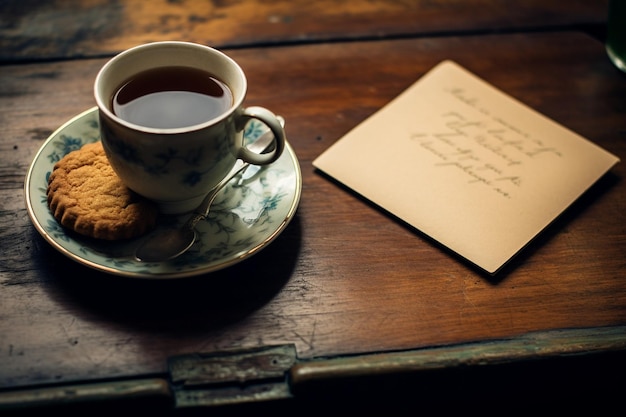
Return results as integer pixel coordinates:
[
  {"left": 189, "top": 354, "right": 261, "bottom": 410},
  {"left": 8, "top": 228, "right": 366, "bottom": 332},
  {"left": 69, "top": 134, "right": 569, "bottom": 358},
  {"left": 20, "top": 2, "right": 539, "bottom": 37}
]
[{"left": 94, "top": 41, "right": 247, "bottom": 135}]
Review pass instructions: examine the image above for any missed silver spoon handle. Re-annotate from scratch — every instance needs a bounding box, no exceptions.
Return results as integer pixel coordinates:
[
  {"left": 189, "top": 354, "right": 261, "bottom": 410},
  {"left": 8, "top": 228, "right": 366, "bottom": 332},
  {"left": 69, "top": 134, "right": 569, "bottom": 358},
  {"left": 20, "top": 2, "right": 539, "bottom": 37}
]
[
  {"left": 183, "top": 128, "right": 279, "bottom": 230},
  {"left": 185, "top": 161, "right": 250, "bottom": 228}
]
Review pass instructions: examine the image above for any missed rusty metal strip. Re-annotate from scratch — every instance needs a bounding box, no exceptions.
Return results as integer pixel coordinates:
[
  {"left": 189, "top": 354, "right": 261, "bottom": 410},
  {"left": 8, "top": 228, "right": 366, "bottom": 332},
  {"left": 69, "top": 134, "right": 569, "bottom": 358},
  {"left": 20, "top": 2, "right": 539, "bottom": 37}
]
[
  {"left": 169, "top": 344, "right": 297, "bottom": 407},
  {"left": 290, "top": 325, "right": 626, "bottom": 387},
  {"left": 0, "top": 378, "right": 171, "bottom": 411}
]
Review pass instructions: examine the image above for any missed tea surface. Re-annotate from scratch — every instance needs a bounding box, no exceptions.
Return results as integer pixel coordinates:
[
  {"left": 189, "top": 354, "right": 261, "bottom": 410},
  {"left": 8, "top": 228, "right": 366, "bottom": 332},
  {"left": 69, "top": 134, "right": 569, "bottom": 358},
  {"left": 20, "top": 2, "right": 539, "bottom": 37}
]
[{"left": 112, "top": 66, "right": 232, "bottom": 129}]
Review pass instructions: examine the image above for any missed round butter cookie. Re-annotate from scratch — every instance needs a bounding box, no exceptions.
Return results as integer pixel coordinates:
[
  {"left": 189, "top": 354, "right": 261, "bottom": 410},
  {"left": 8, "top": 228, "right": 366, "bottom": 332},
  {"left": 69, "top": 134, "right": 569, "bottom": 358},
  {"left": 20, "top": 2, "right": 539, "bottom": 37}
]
[{"left": 47, "top": 142, "right": 158, "bottom": 240}]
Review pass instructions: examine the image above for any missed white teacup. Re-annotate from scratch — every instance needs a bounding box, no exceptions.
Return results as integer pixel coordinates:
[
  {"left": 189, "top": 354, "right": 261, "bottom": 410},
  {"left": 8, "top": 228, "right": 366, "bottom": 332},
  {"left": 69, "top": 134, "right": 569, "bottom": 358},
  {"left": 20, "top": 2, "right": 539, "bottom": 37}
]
[{"left": 94, "top": 41, "right": 285, "bottom": 214}]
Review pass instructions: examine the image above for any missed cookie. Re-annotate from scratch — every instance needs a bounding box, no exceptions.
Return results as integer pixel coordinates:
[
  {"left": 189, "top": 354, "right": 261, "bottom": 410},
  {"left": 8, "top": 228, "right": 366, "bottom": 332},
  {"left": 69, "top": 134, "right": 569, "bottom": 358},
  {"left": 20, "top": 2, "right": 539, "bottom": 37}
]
[{"left": 47, "top": 142, "right": 158, "bottom": 240}]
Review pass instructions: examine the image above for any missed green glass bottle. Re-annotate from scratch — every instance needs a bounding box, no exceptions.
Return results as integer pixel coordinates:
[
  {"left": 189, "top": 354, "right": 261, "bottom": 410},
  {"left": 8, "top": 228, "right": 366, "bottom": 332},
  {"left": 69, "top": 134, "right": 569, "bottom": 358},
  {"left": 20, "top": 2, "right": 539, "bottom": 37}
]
[{"left": 607, "top": 0, "right": 626, "bottom": 72}]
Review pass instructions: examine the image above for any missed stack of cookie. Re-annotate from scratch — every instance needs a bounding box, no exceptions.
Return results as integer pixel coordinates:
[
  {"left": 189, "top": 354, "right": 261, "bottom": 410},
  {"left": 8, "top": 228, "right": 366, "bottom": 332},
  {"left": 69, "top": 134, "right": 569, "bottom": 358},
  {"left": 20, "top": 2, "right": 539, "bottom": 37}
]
[{"left": 46, "top": 142, "right": 158, "bottom": 240}]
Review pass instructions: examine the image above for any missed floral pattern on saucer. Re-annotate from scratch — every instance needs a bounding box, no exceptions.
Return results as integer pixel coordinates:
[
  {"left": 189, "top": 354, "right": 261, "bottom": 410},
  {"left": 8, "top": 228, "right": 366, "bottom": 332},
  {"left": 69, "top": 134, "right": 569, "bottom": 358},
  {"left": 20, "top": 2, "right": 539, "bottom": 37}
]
[{"left": 25, "top": 107, "right": 302, "bottom": 278}]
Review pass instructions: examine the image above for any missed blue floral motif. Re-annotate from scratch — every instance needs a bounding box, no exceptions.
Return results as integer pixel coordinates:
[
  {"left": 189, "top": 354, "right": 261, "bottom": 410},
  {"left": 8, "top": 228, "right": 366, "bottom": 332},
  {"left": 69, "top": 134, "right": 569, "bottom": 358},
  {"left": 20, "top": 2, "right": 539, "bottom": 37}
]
[
  {"left": 110, "top": 140, "right": 145, "bottom": 165},
  {"left": 46, "top": 219, "right": 71, "bottom": 242},
  {"left": 244, "top": 121, "right": 266, "bottom": 143},
  {"left": 260, "top": 192, "right": 287, "bottom": 212},
  {"left": 182, "top": 147, "right": 204, "bottom": 166},
  {"left": 142, "top": 148, "right": 176, "bottom": 175},
  {"left": 183, "top": 170, "right": 203, "bottom": 186},
  {"left": 47, "top": 135, "right": 83, "bottom": 164},
  {"left": 87, "top": 119, "right": 99, "bottom": 130}
]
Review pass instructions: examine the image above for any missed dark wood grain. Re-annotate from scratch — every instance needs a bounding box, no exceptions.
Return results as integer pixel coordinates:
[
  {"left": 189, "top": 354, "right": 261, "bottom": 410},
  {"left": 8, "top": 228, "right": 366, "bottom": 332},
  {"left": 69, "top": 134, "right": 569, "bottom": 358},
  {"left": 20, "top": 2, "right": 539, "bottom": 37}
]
[
  {"left": 1, "top": 30, "right": 625, "bottom": 396},
  {"left": 0, "top": 0, "right": 609, "bottom": 62}
]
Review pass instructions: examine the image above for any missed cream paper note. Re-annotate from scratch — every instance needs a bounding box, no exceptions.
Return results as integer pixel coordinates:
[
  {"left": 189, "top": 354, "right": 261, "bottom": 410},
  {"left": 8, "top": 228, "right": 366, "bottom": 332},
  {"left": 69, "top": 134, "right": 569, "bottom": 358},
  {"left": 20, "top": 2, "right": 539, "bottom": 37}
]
[{"left": 313, "top": 60, "right": 620, "bottom": 274}]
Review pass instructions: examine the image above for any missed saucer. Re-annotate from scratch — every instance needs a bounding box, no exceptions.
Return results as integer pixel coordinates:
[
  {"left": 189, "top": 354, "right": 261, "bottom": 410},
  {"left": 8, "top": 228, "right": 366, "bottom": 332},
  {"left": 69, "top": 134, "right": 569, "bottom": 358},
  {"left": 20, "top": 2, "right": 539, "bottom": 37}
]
[{"left": 25, "top": 107, "right": 302, "bottom": 279}]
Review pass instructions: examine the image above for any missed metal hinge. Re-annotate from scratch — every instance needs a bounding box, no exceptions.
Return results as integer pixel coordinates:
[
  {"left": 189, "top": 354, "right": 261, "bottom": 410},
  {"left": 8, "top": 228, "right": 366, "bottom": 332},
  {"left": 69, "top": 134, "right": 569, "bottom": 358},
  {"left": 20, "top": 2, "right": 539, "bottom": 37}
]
[{"left": 168, "top": 344, "right": 297, "bottom": 408}]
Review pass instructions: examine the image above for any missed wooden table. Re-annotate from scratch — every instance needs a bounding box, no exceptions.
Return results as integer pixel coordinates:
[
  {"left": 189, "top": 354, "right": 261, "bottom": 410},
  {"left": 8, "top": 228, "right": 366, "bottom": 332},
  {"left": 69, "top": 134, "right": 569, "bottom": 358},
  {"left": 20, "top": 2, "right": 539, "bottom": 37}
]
[{"left": 1, "top": 1, "right": 624, "bottom": 415}]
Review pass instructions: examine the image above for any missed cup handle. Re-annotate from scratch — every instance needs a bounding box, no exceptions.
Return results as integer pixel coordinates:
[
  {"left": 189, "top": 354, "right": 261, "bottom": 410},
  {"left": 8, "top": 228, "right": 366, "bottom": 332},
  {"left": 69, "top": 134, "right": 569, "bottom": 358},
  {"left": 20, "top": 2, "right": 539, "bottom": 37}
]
[{"left": 237, "top": 106, "right": 286, "bottom": 165}]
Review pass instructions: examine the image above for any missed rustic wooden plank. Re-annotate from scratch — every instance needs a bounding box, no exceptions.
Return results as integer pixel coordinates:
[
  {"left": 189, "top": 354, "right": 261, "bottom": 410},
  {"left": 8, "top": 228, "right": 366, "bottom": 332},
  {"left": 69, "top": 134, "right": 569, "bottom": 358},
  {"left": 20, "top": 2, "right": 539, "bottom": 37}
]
[
  {"left": 0, "top": 0, "right": 609, "bottom": 62},
  {"left": 0, "top": 31, "right": 624, "bottom": 393}
]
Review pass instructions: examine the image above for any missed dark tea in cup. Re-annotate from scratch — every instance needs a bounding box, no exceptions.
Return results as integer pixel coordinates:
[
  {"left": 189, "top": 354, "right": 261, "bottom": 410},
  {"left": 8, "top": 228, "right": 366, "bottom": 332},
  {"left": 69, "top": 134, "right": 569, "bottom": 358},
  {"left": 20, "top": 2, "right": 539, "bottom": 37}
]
[{"left": 111, "top": 66, "right": 233, "bottom": 129}]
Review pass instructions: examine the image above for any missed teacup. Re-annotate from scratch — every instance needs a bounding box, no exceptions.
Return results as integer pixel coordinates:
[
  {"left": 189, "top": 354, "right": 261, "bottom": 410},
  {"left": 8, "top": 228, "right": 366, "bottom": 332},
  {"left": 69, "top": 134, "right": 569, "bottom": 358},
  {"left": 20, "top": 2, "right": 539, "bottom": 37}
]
[{"left": 94, "top": 41, "right": 286, "bottom": 214}]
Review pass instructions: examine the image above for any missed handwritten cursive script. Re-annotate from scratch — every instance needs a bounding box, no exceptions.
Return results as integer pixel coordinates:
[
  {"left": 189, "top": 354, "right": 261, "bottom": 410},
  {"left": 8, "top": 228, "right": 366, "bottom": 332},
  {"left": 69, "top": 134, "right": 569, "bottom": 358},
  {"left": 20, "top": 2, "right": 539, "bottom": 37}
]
[{"left": 411, "top": 89, "right": 563, "bottom": 199}]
